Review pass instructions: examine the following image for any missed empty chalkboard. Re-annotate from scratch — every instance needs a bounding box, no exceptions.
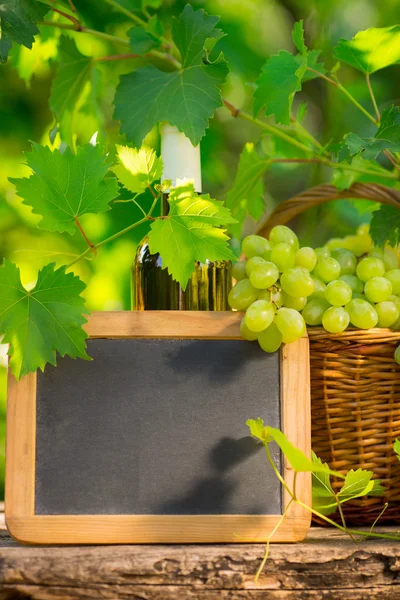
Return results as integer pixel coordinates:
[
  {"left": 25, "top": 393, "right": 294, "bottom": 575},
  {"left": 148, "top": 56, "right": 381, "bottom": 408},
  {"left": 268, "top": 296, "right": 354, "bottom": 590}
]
[{"left": 6, "top": 311, "right": 311, "bottom": 544}]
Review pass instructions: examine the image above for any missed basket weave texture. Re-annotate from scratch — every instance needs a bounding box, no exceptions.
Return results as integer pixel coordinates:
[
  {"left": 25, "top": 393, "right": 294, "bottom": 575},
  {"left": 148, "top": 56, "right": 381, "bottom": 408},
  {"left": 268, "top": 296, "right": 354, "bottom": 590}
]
[{"left": 259, "top": 183, "right": 400, "bottom": 523}]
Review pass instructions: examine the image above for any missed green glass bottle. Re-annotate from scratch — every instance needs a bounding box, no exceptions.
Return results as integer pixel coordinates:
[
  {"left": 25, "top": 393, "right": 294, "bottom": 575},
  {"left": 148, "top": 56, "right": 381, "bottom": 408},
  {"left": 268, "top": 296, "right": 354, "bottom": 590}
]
[{"left": 132, "top": 126, "right": 232, "bottom": 311}]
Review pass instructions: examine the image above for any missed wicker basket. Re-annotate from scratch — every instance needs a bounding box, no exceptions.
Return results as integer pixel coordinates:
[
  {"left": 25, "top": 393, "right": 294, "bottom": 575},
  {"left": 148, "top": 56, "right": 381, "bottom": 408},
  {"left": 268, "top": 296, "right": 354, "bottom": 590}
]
[{"left": 259, "top": 182, "right": 400, "bottom": 524}]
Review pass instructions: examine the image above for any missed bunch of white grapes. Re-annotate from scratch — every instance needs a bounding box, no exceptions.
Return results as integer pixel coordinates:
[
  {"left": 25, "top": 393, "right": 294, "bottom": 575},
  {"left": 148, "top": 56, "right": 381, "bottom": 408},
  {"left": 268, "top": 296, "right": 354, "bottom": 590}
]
[{"left": 229, "top": 224, "right": 400, "bottom": 363}]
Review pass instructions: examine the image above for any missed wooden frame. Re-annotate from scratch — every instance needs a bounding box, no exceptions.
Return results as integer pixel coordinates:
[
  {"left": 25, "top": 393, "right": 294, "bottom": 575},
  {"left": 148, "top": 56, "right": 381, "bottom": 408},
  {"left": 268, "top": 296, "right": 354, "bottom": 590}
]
[{"left": 6, "top": 311, "right": 311, "bottom": 544}]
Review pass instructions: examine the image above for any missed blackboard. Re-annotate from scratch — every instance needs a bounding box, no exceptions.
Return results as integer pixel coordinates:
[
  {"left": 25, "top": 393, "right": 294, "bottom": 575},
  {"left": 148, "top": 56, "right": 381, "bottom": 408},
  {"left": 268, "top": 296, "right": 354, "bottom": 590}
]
[
  {"left": 35, "top": 338, "right": 281, "bottom": 516},
  {"left": 6, "top": 311, "right": 311, "bottom": 544}
]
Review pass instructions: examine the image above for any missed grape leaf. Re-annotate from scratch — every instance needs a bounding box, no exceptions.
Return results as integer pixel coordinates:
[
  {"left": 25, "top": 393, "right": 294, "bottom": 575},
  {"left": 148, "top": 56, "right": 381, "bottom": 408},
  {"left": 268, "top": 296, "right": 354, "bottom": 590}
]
[
  {"left": 292, "top": 20, "right": 306, "bottom": 54},
  {"left": 247, "top": 421, "right": 344, "bottom": 476},
  {"left": 375, "top": 106, "right": 400, "bottom": 146},
  {"left": 253, "top": 50, "right": 304, "bottom": 125},
  {"left": 128, "top": 25, "right": 160, "bottom": 54},
  {"left": 113, "top": 145, "right": 163, "bottom": 194},
  {"left": 337, "top": 469, "right": 384, "bottom": 502},
  {"left": 147, "top": 183, "right": 236, "bottom": 287},
  {"left": 114, "top": 4, "right": 228, "bottom": 146},
  {"left": 225, "top": 143, "right": 267, "bottom": 237},
  {"left": 9, "top": 143, "right": 119, "bottom": 234},
  {"left": 311, "top": 452, "right": 337, "bottom": 516},
  {"left": 338, "top": 124, "right": 400, "bottom": 162},
  {"left": 0, "top": 260, "right": 90, "bottom": 380},
  {"left": 334, "top": 25, "right": 400, "bottom": 74},
  {"left": 300, "top": 50, "right": 327, "bottom": 82},
  {"left": 0, "top": 0, "right": 48, "bottom": 63},
  {"left": 50, "top": 36, "right": 95, "bottom": 145},
  {"left": 370, "top": 205, "right": 400, "bottom": 248}
]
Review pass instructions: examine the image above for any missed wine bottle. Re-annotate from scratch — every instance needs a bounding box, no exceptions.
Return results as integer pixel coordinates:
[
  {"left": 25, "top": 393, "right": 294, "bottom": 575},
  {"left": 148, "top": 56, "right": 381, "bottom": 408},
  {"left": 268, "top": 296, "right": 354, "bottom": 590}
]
[{"left": 131, "top": 125, "right": 232, "bottom": 310}]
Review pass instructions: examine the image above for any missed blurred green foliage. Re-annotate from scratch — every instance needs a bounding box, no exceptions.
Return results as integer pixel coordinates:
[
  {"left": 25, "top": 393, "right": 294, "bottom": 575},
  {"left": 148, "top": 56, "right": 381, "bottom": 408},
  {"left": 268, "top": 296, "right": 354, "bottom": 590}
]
[{"left": 0, "top": 0, "right": 399, "bottom": 498}]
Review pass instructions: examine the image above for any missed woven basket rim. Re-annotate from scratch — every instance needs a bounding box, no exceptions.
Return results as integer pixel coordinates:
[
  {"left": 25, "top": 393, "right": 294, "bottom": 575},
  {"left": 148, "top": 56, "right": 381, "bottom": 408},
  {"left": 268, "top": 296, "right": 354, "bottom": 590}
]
[{"left": 307, "top": 327, "right": 400, "bottom": 340}]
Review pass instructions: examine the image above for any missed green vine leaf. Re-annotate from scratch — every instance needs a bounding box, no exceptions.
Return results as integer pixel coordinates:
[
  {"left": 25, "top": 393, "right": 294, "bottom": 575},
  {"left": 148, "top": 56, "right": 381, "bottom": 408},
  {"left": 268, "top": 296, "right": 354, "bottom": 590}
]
[
  {"left": 292, "top": 20, "right": 306, "bottom": 55},
  {"left": 334, "top": 25, "right": 400, "bottom": 74},
  {"left": 247, "top": 420, "right": 344, "bottom": 476},
  {"left": 370, "top": 205, "right": 400, "bottom": 248},
  {"left": 113, "top": 145, "right": 163, "bottom": 194},
  {"left": 9, "top": 143, "right": 119, "bottom": 235},
  {"left": 128, "top": 26, "right": 161, "bottom": 54},
  {"left": 299, "top": 50, "right": 326, "bottom": 82},
  {"left": 50, "top": 36, "right": 95, "bottom": 146},
  {"left": 311, "top": 452, "right": 336, "bottom": 516},
  {"left": 114, "top": 4, "right": 229, "bottom": 146},
  {"left": 338, "top": 469, "right": 384, "bottom": 502},
  {"left": 375, "top": 106, "right": 400, "bottom": 146},
  {"left": 0, "top": 260, "right": 90, "bottom": 380},
  {"left": 253, "top": 50, "right": 304, "bottom": 125},
  {"left": 147, "top": 182, "right": 236, "bottom": 288},
  {"left": 0, "top": 0, "right": 48, "bottom": 63},
  {"left": 225, "top": 143, "right": 267, "bottom": 237},
  {"left": 394, "top": 439, "right": 400, "bottom": 459}
]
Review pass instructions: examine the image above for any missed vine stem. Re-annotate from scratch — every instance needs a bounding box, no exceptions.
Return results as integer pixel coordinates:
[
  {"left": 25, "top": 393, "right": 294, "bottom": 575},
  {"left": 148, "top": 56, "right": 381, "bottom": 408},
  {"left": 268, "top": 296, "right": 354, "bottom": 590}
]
[
  {"left": 222, "top": 99, "right": 312, "bottom": 155},
  {"left": 255, "top": 498, "right": 294, "bottom": 582},
  {"left": 267, "top": 157, "right": 398, "bottom": 179},
  {"left": 102, "top": 0, "right": 147, "bottom": 27},
  {"left": 66, "top": 195, "right": 159, "bottom": 269},
  {"left": 366, "top": 72, "right": 380, "bottom": 122},
  {"left": 75, "top": 218, "right": 96, "bottom": 255},
  {"left": 291, "top": 116, "right": 329, "bottom": 157},
  {"left": 40, "top": 20, "right": 131, "bottom": 46}
]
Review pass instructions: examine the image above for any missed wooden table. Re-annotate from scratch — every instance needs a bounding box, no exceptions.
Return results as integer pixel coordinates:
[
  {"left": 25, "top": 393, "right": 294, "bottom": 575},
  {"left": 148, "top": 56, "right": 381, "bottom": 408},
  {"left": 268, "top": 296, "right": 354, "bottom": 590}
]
[{"left": 1, "top": 512, "right": 400, "bottom": 600}]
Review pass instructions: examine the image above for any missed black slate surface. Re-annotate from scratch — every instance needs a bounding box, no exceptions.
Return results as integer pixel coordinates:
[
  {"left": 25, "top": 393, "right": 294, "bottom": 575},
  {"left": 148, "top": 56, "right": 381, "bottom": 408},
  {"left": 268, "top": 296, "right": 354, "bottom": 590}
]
[{"left": 35, "top": 338, "right": 282, "bottom": 515}]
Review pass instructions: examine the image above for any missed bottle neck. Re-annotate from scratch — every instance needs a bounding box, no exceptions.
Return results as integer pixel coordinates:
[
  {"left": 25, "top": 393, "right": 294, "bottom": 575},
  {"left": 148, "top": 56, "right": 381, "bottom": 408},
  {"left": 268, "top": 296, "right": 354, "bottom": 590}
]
[{"left": 161, "top": 193, "right": 169, "bottom": 217}]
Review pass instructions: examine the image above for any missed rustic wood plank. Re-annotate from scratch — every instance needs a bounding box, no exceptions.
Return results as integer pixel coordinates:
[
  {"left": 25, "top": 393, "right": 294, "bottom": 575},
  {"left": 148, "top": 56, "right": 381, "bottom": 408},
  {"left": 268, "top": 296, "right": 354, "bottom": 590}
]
[{"left": 0, "top": 526, "right": 400, "bottom": 599}]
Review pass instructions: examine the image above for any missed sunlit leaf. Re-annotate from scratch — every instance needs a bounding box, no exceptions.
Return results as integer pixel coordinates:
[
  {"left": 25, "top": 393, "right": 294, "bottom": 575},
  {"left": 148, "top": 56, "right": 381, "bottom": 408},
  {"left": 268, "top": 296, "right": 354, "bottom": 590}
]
[
  {"left": 338, "top": 469, "right": 385, "bottom": 502},
  {"left": 147, "top": 182, "right": 236, "bottom": 287},
  {"left": 334, "top": 25, "right": 400, "bottom": 74},
  {"left": 9, "top": 143, "right": 118, "bottom": 235},
  {"left": 113, "top": 145, "right": 163, "bottom": 194},
  {"left": 311, "top": 452, "right": 337, "bottom": 516},
  {"left": 0, "top": 260, "right": 89, "bottom": 379}
]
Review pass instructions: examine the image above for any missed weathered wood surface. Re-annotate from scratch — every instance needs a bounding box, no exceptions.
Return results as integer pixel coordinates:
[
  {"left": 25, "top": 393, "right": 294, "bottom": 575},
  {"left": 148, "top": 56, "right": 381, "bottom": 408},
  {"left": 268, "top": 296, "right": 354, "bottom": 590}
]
[{"left": 1, "top": 512, "right": 400, "bottom": 600}]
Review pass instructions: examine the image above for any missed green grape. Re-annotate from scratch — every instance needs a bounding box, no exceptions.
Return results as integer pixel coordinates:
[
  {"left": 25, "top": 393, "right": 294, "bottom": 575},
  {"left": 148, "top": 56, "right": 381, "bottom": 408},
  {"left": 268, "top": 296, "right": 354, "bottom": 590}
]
[
  {"left": 346, "top": 298, "right": 379, "bottom": 329},
  {"left": 258, "top": 288, "right": 283, "bottom": 307},
  {"left": 295, "top": 247, "right": 317, "bottom": 271},
  {"left": 364, "top": 277, "right": 392, "bottom": 303},
  {"left": 245, "top": 256, "right": 266, "bottom": 276},
  {"left": 375, "top": 301, "right": 399, "bottom": 328},
  {"left": 228, "top": 279, "right": 259, "bottom": 311},
  {"left": 339, "top": 274, "right": 363, "bottom": 294},
  {"left": 315, "top": 247, "right": 330, "bottom": 260},
  {"left": 282, "top": 293, "right": 307, "bottom": 311},
  {"left": 258, "top": 322, "right": 282, "bottom": 353},
  {"left": 368, "top": 248, "right": 384, "bottom": 260},
  {"left": 269, "top": 225, "right": 299, "bottom": 251},
  {"left": 240, "top": 317, "right": 259, "bottom": 341},
  {"left": 343, "top": 234, "right": 372, "bottom": 256},
  {"left": 325, "top": 280, "right": 352, "bottom": 306},
  {"left": 383, "top": 248, "right": 398, "bottom": 270},
  {"left": 389, "top": 295, "right": 400, "bottom": 312},
  {"left": 357, "top": 223, "right": 370, "bottom": 236},
  {"left": 242, "top": 235, "right": 271, "bottom": 260},
  {"left": 245, "top": 300, "right": 275, "bottom": 333},
  {"left": 395, "top": 345, "right": 400, "bottom": 365},
  {"left": 302, "top": 298, "right": 330, "bottom": 326},
  {"left": 385, "top": 269, "right": 400, "bottom": 295},
  {"left": 280, "top": 267, "right": 315, "bottom": 298},
  {"left": 270, "top": 243, "right": 296, "bottom": 271},
  {"left": 326, "top": 238, "right": 345, "bottom": 251},
  {"left": 310, "top": 276, "right": 327, "bottom": 300},
  {"left": 331, "top": 248, "right": 357, "bottom": 275},
  {"left": 356, "top": 257, "right": 385, "bottom": 282},
  {"left": 322, "top": 306, "right": 350, "bottom": 333},
  {"left": 313, "top": 257, "right": 341, "bottom": 283},
  {"left": 232, "top": 260, "right": 247, "bottom": 281},
  {"left": 275, "top": 307, "right": 306, "bottom": 343},
  {"left": 249, "top": 261, "right": 279, "bottom": 289}
]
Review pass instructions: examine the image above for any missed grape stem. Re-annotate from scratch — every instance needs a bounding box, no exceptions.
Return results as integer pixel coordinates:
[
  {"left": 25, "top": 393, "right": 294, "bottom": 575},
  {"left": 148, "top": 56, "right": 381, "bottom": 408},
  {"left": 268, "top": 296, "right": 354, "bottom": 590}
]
[{"left": 66, "top": 193, "right": 159, "bottom": 269}]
